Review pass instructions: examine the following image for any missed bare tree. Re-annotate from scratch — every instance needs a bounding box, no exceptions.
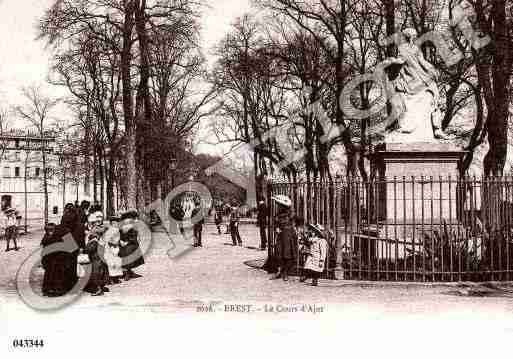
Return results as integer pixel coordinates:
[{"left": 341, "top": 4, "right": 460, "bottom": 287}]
[
  {"left": 257, "top": 0, "right": 357, "bottom": 174},
  {"left": 0, "top": 108, "right": 11, "bottom": 161},
  {"left": 470, "top": 0, "right": 513, "bottom": 176},
  {"left": 14, "top": 85, "right": 59, "bottom": 225},
  {"left": 40, "top": 0, "right": 207, "bottom": 210}
]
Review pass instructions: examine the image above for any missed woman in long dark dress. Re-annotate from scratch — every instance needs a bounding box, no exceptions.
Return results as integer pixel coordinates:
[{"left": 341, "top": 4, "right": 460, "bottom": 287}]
[
  {"left": 41, "top": 223, "right": 69, "bottom": 296},
  {"left": 119, "top": 211, "right": 144, "bottom": 281},
  {"left": 60, "top": 204, "right": 86, "bottom": 292},
  {"left": 269, "top": 195, "right": 298, "bottom": 281}
]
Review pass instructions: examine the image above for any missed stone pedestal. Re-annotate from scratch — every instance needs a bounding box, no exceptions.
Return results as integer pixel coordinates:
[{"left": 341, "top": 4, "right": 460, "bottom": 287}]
[{"left": 371, "top": 142, "right": 466, "bottom": 223}]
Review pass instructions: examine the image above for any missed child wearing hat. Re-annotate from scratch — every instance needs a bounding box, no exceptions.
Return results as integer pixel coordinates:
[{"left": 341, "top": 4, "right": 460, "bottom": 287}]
[
  {"left": 103, "top": 226, "right": 123, "bottom": 284},
  {"left": 4, "top": 208, "right": 19, "bottom": 251},
  {"left": 83, "top": 211, "right": 109, "bottom": 296},
  {"left": 300, "top": 223, "right": 328, "bottom": 286}
]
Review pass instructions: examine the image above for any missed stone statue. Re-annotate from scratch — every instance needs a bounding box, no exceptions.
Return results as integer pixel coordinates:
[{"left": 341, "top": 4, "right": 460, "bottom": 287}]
[{"left": 381, "top": 28, "right": 452, "bottom": 143}]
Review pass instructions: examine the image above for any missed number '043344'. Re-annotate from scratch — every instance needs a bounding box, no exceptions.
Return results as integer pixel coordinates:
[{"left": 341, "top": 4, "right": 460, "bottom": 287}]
[{"left": 12, "top": 339, "right": 44, "bottom": 348}]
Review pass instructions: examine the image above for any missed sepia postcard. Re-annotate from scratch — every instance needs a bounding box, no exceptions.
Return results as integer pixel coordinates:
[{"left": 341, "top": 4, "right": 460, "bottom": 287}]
[{"left": 1, "top": 1, "right": 513, "bottom": 358}]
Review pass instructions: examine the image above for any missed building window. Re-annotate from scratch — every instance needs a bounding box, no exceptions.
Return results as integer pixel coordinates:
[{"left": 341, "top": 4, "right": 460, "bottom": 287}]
[
  {"left": 35, "top": 168, "right": 40, "bottom": 177},
  {"left": 3, "top": 167, "right": 10, "bottom": 177},
  {"left": 15, "top": 139, "right": 20, "bottom": 148},
  {"left": 14, "top": 167, "right": 20, "bottom": 177}
]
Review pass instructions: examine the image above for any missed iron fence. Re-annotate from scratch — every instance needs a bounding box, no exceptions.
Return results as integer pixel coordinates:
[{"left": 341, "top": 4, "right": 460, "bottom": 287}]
[{"left": 267, "top": 177, "right": 513, "bottom": 282}]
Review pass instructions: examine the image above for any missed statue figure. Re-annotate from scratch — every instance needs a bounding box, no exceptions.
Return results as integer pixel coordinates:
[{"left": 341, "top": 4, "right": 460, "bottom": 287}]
[{"left": 381, "top": 28, "right": 452, "bottom": 142}]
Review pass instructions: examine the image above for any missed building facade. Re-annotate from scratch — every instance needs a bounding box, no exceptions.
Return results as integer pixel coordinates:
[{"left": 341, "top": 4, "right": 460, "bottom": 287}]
[{"left": 0, "top": 130, "right": 92, "bottom": 228}]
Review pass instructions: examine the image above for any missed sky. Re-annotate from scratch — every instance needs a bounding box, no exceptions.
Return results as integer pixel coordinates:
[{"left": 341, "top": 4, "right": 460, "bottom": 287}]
[{"left": 0, "top": 0, "right": 251, "bottom": 154}]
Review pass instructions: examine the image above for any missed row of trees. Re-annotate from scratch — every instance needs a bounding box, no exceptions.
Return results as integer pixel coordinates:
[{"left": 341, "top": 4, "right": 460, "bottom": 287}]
[
  {"left": 211, "top": 0, "right": 513, "bottom": 192},
  {"left": 37, "top": 0, "right": 215, "bottom": 216},
  {"left": 24, "top": 0, "right": 512, "bottom": 215}
]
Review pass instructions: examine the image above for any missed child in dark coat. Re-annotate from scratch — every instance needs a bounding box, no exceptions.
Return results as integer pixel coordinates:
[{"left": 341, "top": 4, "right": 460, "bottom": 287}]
[{"left": 119, "top": 211, "right": 144, "bottom": 281}]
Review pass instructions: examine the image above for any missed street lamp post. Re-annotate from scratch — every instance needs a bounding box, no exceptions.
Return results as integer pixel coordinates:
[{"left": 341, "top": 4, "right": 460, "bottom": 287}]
[{"left": 23, "top": 136, "right": 31, "bottom": 234}]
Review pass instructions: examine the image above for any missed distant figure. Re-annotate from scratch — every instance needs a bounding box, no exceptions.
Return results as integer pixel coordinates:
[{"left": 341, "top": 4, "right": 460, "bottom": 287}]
[
  {"left": 192, "top": 203, "right": 204, "bottom": 247},
  {"left": 229, "top": 206, "right": 242, "bottom": 246},
  {"left": 3, "top": 208, "right": 19, "bottom": 251},
  {"left": 257, "top": 200, "right": 268, "bottom": 250},
  {"left": 214, "top": 208, "right": 223, "bottom": 235}
]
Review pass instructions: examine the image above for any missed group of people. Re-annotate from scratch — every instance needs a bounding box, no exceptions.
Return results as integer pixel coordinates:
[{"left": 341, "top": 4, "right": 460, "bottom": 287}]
[
  {"left": 266, "top": 195, "right": 329, "bottom": 286},
  {"left": 40, "top": 200, "right": 145, "bottom": 297}
]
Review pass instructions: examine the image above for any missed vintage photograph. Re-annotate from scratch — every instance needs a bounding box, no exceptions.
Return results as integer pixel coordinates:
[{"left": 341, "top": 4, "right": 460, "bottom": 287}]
[{"left": 1, "top": 0, "right": 512, "bottom": 357}]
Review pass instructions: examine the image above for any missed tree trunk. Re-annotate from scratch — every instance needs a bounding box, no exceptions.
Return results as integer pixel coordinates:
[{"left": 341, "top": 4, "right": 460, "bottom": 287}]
[
  {"left": 98, "top": 146, "right": 105, "bottom": 209},
  {"left": 477, "top": 0, "right": 512, "bottom": 177},
  {"left": 24, "top": 151, "right": 29, "bottom": 233},
  {"left": 41, "top": 127, "right": 49, "bottom": 225},
  {"left": 93, "top": 147, "right": 98, "bottom": 202},
  {"left": 384, "top": 0, "right": 395, "bottom": 56},
  {"left": 62, "top": 168, "right": 66, "bottom": 212},
  {"left": 135, "top": 0, "right": 153, "bottom": 210},
  {"left": 83, "top": 112, "right": 91, "bottom": 197},
  {"left": 122, "top": 0, "right": 137, "bottom": 209},
  {"left": 106, "top": 155, "right": 116, "bottom": 217}
]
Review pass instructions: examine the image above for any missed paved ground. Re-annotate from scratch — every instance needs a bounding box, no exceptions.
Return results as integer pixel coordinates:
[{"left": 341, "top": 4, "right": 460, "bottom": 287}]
[
  {"left": 2, "top": 223, "right": 513, "bottom": 358},
  {"left": 1, "top": 222, "right": 513, "bottom": 315}
]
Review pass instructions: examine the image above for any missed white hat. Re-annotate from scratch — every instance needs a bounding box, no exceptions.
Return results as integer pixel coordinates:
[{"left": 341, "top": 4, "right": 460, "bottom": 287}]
[
  {"left": 103, "top": 226, "right": 120, "bottom": 245},
  {"left": 271, "top": 195, "right": 292, "bottom": 207},
  {"left": 88, "top": 211, "right": 104, "bottom": 223},
  {"left": 403, "top": 28, "right": 417, "bottom": 39},
  {"left": 307, "top": 223, "right": 325, "bottom": 238}
]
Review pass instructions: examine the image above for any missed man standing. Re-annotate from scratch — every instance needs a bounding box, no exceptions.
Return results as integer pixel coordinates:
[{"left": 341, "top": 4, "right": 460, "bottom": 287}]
[
  {"left": 192, "top": 202, "right": 204, "bottom": 247},
  {"left": 257, "top": 200, "right": 268, "bottom": 250},
  {"left": 229, "top": 206, "right": 242, "bottom": 246},
  {"left": 214, "top": 207, "right": 223, "bottom": 235}
]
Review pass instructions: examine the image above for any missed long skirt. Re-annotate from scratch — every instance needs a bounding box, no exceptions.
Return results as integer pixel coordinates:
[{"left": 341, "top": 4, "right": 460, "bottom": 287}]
[
  {"left": 119, "top": 243, "right": 145, "bottom": 270},
  {"left": 84, "top": 259, "right": 109, "bottom": 293},
  {"left": 42, "top": 253, "right": 68, "bottom": 296},
  {"left": 276, "top": 227, "right": 298, "bottom": 261}
]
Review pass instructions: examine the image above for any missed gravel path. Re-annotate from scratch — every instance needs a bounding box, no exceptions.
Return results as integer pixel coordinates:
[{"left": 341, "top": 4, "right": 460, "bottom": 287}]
[{"left": 2, "top": 223, "right": 513, "bottom": 316}]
